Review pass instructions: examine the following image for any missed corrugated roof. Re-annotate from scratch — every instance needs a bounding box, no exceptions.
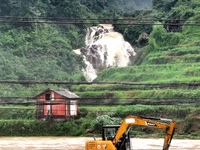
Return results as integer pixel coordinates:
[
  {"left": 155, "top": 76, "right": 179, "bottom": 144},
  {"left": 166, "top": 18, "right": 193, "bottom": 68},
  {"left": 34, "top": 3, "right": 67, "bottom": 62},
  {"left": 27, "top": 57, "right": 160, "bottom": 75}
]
[
  {"left": 33, "top": 88, "right": 79, "bottom": 99},
  {"left": 54, "top": 89, "right": 79, "bottom": 98}
]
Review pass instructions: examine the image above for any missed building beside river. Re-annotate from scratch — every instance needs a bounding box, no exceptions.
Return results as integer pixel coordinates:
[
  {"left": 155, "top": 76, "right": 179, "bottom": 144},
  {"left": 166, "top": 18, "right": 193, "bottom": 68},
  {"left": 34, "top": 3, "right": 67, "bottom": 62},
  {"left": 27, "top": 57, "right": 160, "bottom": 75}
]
[{"left": 34, "top": 88, "right": 79, "bottom": 120}]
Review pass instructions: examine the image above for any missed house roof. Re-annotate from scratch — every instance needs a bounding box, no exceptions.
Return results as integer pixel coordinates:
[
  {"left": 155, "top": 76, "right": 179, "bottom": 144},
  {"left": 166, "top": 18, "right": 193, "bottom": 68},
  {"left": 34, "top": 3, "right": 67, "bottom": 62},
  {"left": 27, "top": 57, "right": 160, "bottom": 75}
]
[
  {"left": 33, "top": 88, "right": 79, "bottom": 99},
  {"left": 54, "top": 89, "right": 79, "bottom": 98}
]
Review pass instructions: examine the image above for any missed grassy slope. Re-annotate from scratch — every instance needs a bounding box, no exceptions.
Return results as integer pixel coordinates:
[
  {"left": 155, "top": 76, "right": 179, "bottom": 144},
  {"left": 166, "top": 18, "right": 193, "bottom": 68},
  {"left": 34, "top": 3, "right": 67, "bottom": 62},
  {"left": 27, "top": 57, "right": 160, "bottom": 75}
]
[
  {"left": 97, "top": 25, "right": 200, "bottom": 82},
  {"left": 71, "top": 3, "right": 200, "bottom": 137},
  {"left": 0, "top": 0, "right": 199, "bottom": 138}
]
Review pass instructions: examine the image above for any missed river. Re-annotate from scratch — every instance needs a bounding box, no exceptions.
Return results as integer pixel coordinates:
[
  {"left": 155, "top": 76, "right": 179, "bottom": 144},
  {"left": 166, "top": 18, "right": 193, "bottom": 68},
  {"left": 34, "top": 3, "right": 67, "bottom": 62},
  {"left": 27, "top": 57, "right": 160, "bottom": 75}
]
[{"left": 0, "top": 137, "right": 199, "bottom": 150}]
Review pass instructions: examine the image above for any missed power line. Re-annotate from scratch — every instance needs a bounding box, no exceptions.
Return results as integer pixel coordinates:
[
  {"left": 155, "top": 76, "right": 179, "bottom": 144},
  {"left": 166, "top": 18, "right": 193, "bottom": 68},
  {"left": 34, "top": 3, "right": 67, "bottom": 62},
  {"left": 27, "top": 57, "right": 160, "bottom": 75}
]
[
  {"left": 0, "top": 80, "right": 199, "bottom": 86},
  {"left": 0, "top": 16, "right": 199, "bottom": 26},
  {"left": 0, "top": 97, "right": 198, "bottom": 100},
  {"left": 0, "top": 20, "right": 198, "bottom": 26},
  {"left": 0, "top": 97, "right": 198, "bottom": 106},
  {"left": 0, "top": 101, "right": 198, "bottom": 106},
  {"left": 0, "top": 16, "right": 199, "bottom": 21}
]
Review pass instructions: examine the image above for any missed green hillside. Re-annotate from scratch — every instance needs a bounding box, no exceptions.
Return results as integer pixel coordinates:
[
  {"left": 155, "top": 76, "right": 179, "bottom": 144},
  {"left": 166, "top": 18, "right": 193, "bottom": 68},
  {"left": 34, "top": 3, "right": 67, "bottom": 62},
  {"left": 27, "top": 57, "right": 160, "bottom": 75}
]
[
  {"left": 72, "top": 0, "right": 200, "bottom": 138},
  {"left": 0, "top": 0, "right": 199, "bottom": 138},
  {"left": 97, "top": 0, "right": 200, "bottom": 82}
]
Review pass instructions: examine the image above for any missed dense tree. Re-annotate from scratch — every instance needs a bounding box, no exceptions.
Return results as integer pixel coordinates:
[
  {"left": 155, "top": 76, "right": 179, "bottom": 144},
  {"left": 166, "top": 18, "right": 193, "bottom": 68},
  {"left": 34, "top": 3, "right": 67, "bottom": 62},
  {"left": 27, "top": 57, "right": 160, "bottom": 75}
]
[
  {"left": 1, "top": 0, "right": 198, "bottom": 82},
  {"left": 152, "top": 0, "right": 178, "bottom": 12},
  {"left": 0, "top": 0, "right": 153, "bottom": 82}
]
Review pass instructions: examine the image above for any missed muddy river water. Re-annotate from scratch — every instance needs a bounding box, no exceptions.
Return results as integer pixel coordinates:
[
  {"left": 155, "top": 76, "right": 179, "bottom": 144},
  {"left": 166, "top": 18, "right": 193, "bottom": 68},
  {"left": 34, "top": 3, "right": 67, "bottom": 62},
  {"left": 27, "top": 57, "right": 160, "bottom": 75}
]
[{"left": 0, "top": 137, "right": 199, "bottom": 150}]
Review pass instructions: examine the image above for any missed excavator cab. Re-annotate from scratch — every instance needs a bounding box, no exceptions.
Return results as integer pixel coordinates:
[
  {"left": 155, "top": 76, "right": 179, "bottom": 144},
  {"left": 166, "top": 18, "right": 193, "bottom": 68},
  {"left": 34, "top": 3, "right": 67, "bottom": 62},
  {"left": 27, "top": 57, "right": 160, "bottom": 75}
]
[{"left": 102, "top": 125, "right": 131, "bottom": 150}]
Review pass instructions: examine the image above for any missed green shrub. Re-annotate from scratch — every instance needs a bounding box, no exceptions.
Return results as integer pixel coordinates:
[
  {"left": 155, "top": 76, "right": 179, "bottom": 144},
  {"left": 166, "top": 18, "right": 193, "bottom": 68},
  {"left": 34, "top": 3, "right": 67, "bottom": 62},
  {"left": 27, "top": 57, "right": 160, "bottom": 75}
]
[
  {"left": 91, "top": 115, "right": 121, "bottom": 133},
  {"left": 148, "top": 24, "right": 181, "bottom": 51},
  {"left": 148, "top": 56, "right": 172, "bottom": 64}
]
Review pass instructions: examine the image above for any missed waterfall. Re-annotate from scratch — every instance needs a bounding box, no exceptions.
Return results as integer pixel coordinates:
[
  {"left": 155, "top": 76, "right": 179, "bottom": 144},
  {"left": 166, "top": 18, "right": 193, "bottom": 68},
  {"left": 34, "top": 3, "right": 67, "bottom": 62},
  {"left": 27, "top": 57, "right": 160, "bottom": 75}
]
[{"left": 74, "top": 24, "right": 136, "bottom": 81}]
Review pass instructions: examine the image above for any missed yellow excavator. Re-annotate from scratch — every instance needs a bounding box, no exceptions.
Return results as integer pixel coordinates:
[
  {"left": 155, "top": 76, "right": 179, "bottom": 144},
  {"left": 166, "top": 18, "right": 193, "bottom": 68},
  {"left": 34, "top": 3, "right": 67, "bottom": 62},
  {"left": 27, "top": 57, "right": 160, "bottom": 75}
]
[{"left": 85, "top": 115, "right": 176, "bottom": 150}]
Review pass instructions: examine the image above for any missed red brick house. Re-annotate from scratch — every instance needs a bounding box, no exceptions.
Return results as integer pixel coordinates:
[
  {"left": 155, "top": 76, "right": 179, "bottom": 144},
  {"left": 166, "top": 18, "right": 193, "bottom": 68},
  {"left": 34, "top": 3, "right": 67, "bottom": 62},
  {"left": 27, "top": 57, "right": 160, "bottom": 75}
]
[{"left": 34, "top": 88, "right": 79, "bottom": 120}]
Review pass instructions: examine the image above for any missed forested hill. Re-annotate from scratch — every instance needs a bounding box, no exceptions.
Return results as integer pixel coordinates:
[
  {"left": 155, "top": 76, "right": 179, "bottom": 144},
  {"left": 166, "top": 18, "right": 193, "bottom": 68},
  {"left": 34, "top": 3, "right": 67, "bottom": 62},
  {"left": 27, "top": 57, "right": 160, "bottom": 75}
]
[
  {"left": 0, "top": 0, "right": 200, "bottom": 138},
  {"left": 0, "top": 0, "right": 199, "bottom": 83},
  {"left": 0, "top": 0, "right": 152, "bottom": 82},
  {"left": 97, "top": 0, "right": 200, "bottom": 83}
]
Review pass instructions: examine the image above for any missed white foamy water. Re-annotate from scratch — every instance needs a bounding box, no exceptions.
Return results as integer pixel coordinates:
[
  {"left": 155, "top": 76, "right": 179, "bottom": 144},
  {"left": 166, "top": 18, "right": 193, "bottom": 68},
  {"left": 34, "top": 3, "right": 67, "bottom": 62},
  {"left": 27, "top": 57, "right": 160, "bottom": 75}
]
[{"left": 74, "top": 24, "right": 136, "bottom": 81}]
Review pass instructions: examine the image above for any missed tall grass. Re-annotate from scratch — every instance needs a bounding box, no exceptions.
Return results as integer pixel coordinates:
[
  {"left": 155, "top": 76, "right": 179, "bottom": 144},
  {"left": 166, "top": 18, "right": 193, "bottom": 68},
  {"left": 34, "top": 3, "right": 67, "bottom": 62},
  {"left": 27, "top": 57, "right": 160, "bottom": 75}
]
[{"left": 97, "top": 63, "right": 200, "bottom": 82}]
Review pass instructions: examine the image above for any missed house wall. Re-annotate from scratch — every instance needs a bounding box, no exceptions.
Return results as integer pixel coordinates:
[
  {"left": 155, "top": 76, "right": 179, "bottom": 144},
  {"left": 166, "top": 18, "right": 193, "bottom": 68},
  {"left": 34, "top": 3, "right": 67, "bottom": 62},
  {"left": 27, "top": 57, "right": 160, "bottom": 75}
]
[
  {"left": 36, "top": 94, "right": 45, "bottom": 118},
  {"left": 36, "top": 90, "right": 78, "bottom": 119},
  {"left": 51, "top": 92, "right": 68, "bottom": 116}
]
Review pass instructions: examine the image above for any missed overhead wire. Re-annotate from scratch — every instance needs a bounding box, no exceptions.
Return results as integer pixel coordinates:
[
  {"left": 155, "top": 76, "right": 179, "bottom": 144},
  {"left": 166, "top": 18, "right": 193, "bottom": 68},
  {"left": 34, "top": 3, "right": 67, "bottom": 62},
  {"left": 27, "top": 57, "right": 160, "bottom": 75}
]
[
  {"left": 0, "top": 16, "right": 199, "bottom": 26},
  {"left": 0, "top": 16, "right": 199, "bottom": 106},
  {"left": 0, "top": 96, "right": 198, "bottom": 106},
  {"left": 0, "top": 96, "right": 198, "bottom": 100},
  {"left": 0, "top": 20, "right": 199, "bottom": 26},
  {"left": 0, "top": 16, "right": 199, "bottom": 21},
  {"left": 0, "top": 80, "right": 199, "bottom": 86},
  {"left": 0, "top": 102, "right": 198, "bottom": 106}
]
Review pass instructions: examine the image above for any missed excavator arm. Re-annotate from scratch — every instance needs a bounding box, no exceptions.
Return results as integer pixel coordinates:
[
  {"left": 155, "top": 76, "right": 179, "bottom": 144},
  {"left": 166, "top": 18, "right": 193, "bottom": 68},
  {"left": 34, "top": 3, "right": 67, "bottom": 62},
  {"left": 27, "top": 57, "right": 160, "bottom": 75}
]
[
  {"left": 112, "top": 116, "right": 176, "bottom": 150},
  {"left": 85, "top": 115, "right": 176, "bottom": 150}
]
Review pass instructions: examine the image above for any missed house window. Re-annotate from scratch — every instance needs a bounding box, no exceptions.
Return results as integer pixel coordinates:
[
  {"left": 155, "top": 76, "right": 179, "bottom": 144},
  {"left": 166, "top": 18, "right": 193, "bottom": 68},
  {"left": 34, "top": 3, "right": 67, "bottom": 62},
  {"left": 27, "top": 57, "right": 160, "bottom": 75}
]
[
  {"left": 45, "top": 93, "right": 51, "bottom": 101},
  {"left": 70, "top": 101, "right": 77, "bottom": 115}
]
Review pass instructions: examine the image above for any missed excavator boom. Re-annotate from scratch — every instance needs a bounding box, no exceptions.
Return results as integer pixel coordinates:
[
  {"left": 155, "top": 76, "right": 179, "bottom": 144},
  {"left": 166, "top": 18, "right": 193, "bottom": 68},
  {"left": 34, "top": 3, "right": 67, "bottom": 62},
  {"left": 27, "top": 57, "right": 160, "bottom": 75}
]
[
  {"left": 85, "top": 115, "right": 176, "bottom": 150},
  {"left": 113, "top": 116, "right": 176, "bottom": 150}
]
